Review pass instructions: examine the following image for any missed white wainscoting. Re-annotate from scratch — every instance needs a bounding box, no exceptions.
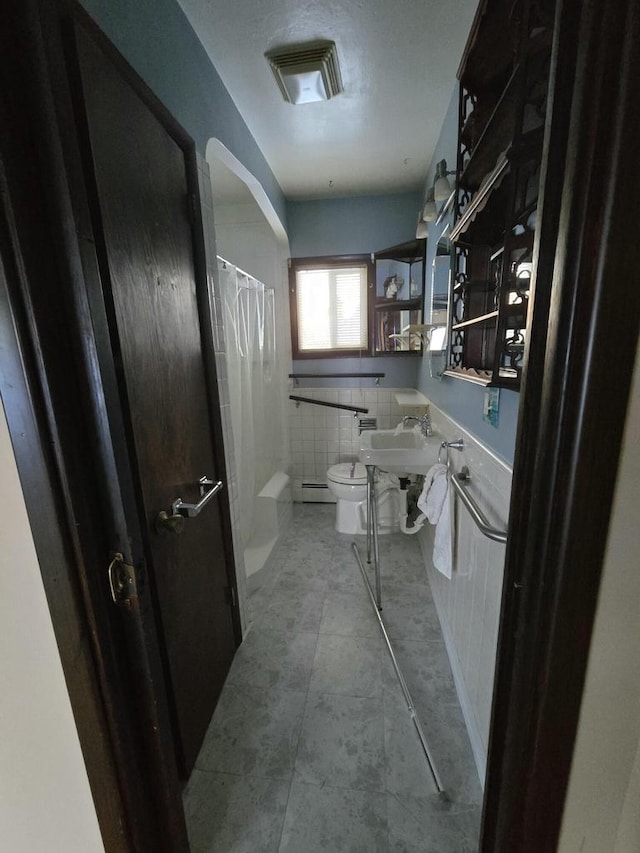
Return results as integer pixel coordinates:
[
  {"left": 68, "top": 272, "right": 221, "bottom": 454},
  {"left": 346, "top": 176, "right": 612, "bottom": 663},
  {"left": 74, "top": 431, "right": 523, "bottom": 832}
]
[{"left": 419, "top": 403, "right": 512, "bottom": 785}]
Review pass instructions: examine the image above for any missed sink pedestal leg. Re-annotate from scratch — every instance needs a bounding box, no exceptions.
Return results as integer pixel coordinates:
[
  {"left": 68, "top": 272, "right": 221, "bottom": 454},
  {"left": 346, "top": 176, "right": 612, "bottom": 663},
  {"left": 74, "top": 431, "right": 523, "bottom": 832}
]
[
  {"left": 366, "top": 464, "right": 382, "bottom": 610},
  {"left": 366, "top": 467, "right": 372, "bottom": 564},
  {"left": 351, "top": 542, "right": 445, "bottom": 795}
]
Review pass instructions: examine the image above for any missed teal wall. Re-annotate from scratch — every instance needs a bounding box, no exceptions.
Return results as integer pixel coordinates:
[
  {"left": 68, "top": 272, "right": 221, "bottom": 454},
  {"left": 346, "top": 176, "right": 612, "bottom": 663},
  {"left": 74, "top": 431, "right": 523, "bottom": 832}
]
[
  {"left": 287, "top": 192, "right": 422, "bottom": 258},
  {"left": 79, "top": 0, "right": 287, "bottom": 230},
  {"left": 287, "top": 192, "right": 423, "bottom": 388},
  {"left": 417, "top": 86, "right": 520, "bottom": 465},
  {"left": 76, "top": 1, "right": 518, "bottom": 461}
]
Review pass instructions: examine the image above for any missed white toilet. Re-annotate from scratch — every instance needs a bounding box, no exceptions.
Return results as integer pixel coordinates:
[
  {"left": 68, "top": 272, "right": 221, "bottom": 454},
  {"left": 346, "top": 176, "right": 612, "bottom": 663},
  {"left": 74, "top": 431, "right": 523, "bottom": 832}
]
[{"left": 326, "top": 462, "right": 400, "bottom": 535}]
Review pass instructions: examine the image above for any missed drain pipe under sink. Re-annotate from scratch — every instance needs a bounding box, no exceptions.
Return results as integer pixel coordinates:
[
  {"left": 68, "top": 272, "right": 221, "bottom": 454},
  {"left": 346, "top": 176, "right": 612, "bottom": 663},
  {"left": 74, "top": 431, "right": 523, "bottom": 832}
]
[{"left": 398, "top": 477, "right": 426, "bottom": 535}]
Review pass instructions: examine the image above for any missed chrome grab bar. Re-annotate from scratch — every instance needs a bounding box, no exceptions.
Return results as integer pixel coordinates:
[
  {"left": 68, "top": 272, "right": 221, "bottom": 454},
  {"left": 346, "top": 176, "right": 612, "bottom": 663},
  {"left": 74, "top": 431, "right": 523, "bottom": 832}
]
[
  {"left": 172, "top": 476, "right": 223, "bottom": 518},
  {"left": 289, "top": 394, "right": 369, "bottom": 416},
  {"left": 449, "top": 466, "right": 508, "bottom": 544}
]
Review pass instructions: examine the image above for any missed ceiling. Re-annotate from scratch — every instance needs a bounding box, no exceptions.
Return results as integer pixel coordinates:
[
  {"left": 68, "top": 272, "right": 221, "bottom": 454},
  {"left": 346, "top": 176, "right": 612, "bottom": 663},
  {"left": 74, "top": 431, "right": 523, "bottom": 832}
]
[{"left": 178, "top": 0, "right": 478, "bottom": 200}]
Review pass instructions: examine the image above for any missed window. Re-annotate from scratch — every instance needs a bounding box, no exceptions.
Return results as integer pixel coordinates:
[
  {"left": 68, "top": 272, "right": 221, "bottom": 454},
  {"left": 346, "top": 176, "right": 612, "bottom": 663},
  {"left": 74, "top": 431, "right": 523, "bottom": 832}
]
[{"left": 289, "top": 256, "right": 373, "bottom": 358}]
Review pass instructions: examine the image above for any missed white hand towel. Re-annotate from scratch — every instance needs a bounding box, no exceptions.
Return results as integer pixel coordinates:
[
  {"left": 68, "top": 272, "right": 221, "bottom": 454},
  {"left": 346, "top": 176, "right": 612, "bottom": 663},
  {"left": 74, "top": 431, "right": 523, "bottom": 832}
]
[
  {"left": 418, "top": 463, "right": 447, "bottom": 522},
  {"left": 418, "top": 463, "right": 453, "bottom": 578}
]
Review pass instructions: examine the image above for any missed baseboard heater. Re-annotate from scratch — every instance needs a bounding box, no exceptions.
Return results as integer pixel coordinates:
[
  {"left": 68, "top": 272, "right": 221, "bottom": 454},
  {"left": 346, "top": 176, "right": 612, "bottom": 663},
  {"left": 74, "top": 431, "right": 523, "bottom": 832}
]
[{"left": 301, "top": 481, "right": 335, "bottom": 503}]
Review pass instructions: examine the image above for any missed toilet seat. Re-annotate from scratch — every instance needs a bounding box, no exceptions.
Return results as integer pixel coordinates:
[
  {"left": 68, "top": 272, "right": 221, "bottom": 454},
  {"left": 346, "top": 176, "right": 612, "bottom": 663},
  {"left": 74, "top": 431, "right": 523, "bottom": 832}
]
[{"left": 327, "top": 462, "right": 368, "bottom": 486}]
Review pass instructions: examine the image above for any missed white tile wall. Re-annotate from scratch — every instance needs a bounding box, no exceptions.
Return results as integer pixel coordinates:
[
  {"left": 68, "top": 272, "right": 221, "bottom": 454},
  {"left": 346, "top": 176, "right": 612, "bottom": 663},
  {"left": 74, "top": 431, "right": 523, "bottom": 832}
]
[
  {"left": 288, "top": 386, "right": 427, "bottom": 500},
  {"left": 418, "top": 402, "right": 512, "bottom": 785}
]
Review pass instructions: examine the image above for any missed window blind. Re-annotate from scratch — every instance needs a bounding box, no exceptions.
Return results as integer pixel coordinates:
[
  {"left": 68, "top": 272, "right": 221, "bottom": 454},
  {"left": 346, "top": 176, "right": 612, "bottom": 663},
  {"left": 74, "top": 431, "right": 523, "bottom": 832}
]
[{"left": 296, "top": 265, "right": 368, "bottom": 351}]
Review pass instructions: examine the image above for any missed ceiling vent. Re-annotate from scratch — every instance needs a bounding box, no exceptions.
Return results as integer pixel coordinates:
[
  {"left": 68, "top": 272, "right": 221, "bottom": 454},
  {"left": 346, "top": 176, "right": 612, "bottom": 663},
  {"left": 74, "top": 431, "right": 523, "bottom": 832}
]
[{"left": 265, "top": 41, "right": 343, "bottom": 105}]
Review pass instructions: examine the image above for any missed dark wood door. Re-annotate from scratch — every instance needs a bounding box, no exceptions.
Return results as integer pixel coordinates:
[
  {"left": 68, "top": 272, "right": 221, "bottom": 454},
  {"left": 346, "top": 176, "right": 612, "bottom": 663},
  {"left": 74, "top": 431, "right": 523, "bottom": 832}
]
[{"left": 73, "top": 27, "right": 237, "bottom": 777}]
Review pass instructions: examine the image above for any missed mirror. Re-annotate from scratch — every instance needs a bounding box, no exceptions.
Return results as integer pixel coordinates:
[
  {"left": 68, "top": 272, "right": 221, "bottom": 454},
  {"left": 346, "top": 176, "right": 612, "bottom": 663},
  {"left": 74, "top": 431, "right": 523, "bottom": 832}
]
[
  {"left": 429, "top": 225, "right": 451, "bottom": 352},
  {"left": 423, "top": 224, "right": 452, "bottom": 378},
  {"left": 373, "top": 239, "right": 426, "bottom": 354}
]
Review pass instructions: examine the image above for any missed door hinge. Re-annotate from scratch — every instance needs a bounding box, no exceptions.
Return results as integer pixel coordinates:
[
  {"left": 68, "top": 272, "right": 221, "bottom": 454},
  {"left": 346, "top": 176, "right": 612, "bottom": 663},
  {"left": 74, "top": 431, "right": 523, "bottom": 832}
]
[
  {"left": 108, "top": 553, "right": 139, "bottom": 608},
  {"left": 225, "top": 585, "right": 237, "bottom": 609}
]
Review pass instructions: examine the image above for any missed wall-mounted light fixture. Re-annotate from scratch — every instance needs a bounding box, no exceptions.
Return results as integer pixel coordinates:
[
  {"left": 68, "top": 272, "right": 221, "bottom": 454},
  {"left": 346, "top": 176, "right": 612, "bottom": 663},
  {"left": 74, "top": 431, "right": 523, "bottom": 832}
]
[
  {"left": 419, "top": 159, "right": 456, "bottom": 236},
  {"left": 434, "top": 159, "right": 456, "bottom": 201},
  {"left": 265, "top": 41, "right": 343, "bottom": 104},
  {"left": 422, "top": 187, "right": 437, "bottom": 222}
]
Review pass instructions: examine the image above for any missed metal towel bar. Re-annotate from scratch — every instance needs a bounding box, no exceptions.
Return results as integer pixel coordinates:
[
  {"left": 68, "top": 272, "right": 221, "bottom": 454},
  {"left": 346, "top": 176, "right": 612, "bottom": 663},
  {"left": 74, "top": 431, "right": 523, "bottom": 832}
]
[
  {"left": 289, "top": 372, "right": 385, "bottom": 379},
  {"left": 450, "top": 466, "right": 508, "bottom": 544},
  {"left": 289, "top": 394, "right": 369, "bottom": 415},
  {"left": 289, "top": 373, "right": 385, "bottom": 387}
]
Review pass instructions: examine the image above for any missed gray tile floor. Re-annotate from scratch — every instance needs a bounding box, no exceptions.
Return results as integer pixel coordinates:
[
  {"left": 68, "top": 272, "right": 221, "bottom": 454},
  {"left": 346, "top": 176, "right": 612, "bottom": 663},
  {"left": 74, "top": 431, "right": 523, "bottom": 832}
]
[{"left": 184, "top": 504, "right": 482, "bottom": 852}]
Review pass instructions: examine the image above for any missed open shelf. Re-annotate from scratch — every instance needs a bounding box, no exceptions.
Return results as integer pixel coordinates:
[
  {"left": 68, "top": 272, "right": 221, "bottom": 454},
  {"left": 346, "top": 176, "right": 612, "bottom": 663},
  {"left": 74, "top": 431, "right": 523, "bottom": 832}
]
[
  {"left": 452, "top": 152, "right": 510, "bottom": 241},
  {"left": 374, "top": 297, "right": 422, "bottom": 312},
  {"left": 443, "top": 367, "right": 493, "bottom": 386},
  {"left": 451, "top": 310, "right": 499, "bottom": 331},
  {"left": 458, "top": 0, "right": 519, "bottom": 95},
  {"left": 461, "top": 67, "right": 520, "bottom": 192}
]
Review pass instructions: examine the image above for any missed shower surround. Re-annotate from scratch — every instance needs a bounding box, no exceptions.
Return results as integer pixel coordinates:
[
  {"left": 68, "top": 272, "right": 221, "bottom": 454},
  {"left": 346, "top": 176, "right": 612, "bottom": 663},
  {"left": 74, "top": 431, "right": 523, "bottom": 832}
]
[
  {"left": 198, "top": 156, "right": 291, "bottom": 629},
  {"left": 218, "top": 258, "right": 291, "bottom": 589}
]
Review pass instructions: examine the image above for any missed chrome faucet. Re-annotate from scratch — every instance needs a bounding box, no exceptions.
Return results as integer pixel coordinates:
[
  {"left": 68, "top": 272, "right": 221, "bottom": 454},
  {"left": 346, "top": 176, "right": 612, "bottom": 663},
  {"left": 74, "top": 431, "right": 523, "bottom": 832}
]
[{"left": 402, "top": 413, "right": 433, "bottom": 437}]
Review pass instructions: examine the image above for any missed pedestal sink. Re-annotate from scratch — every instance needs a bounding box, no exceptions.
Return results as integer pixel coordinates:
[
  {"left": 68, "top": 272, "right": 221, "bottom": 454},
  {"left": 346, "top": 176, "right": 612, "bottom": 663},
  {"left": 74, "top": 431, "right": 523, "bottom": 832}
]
[{"left": 358, "top": 426, "right": 440, "bottom": 474}]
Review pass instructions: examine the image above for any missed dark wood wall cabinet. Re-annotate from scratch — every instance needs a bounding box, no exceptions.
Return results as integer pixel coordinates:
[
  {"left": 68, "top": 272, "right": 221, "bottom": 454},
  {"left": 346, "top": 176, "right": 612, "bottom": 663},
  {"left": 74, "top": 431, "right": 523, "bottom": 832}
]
[
  {"left": 445, "top": 0, "right": 554, "bottom": 388},
  {"left": 373, "top": 238, "right": 426, "bottom": 354}
]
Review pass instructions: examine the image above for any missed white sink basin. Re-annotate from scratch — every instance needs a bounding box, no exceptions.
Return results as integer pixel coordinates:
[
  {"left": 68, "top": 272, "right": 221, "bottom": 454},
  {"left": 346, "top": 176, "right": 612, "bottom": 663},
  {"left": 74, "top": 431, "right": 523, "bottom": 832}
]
[{"left": 359, "top": 427, "right": 440, "bottom": 474}]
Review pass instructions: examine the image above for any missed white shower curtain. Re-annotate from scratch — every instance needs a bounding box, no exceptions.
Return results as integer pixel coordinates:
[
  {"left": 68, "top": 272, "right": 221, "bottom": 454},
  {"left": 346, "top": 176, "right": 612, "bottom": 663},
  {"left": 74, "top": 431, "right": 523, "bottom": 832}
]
[{"left": 218, "top": 259, "right": 284, "bottom": 549}]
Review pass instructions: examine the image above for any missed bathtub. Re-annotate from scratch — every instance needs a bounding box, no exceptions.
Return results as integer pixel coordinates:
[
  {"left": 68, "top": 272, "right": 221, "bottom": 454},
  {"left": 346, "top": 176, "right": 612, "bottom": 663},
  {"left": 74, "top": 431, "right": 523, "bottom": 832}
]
[{"left": 244, "top": 471, "right": 292, "bottom": 592}]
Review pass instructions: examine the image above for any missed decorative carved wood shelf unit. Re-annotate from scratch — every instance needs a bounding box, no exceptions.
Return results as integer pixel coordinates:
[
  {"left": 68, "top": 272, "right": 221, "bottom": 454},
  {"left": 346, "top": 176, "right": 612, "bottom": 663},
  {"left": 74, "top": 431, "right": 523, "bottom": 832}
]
[{"left": 445, "top": 0, "right": 554, "bottom": 389}]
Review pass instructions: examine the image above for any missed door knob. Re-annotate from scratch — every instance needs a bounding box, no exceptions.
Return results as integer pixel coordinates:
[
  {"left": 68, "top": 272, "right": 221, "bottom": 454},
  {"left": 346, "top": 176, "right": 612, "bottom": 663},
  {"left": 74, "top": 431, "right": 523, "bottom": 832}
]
[{"left": 155, "top": 510, "right": 185, "bottom": 535}]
